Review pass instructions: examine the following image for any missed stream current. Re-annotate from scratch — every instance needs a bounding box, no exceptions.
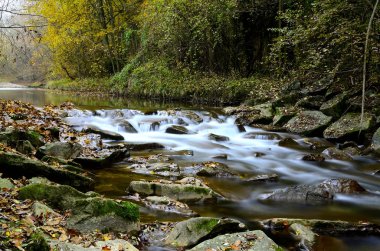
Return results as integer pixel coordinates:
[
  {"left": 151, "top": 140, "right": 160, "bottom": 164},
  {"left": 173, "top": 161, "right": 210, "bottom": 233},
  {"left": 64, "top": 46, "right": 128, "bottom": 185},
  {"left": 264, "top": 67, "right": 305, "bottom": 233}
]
[{"left": 2, "top": 87, "right": 380, "bottom": 250}]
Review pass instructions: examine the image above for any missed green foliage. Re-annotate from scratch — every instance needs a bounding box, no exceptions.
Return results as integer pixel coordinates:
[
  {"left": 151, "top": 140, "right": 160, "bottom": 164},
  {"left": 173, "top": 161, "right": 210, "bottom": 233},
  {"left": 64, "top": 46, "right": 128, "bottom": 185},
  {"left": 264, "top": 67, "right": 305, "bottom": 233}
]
[{"left": 268, "top": 0, "right": 380, "bottom": 86}]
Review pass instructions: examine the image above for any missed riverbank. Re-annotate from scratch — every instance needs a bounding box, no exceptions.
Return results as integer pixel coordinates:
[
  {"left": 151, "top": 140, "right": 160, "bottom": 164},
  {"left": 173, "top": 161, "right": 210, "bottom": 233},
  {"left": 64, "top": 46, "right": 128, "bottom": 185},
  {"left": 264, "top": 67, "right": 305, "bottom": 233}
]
[{"left": 44, "top": 70, "right": 282, "bottom": 105}]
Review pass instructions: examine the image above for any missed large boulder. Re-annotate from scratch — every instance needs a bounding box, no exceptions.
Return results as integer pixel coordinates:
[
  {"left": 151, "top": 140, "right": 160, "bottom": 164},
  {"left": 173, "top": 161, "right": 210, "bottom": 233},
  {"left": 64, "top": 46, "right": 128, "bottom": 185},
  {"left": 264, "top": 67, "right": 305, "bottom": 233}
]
[
  {"left": 285, "top": 111, "right": 332, "bottom": 136},
  {"left": 320, "top": 93, "right": 346, "bottom": 118},
  {"left": 371, "top": 127, "right": 380, "bottom": 156},
  {"left": 295, "top": 96, "right": 325, "bottom": 110},
  {"left": 165, "top": 217, "right": 246, "bottom": 248},
  {"left": 300, "top": 78, "right": 332, "bottom": 96},
  {"left": 272, "top": 106, "right": 298, "bottom": 126},
  {"left": 128, "top": 178, "right": 221, "bottom": 203},
  {"left": 323, "top": 113, "right": 375, "bottom": 140},
  {"left": 19, "top": 183, "right": 140, "bottom": 233},
  {"left": 266, "top": 178, "right": 365, "bottom": 204},
  {"left": 36, "top": 142, "right": 83, "bottom": 160},
  {"left": 189, "top": 230, "right": 281, "bottom": 251},
  {"left": 0, "top": 151, "right": 94, "bottom": 191},
  {"left": 235, "top": 103, "right": 274, "bottom": 125}
]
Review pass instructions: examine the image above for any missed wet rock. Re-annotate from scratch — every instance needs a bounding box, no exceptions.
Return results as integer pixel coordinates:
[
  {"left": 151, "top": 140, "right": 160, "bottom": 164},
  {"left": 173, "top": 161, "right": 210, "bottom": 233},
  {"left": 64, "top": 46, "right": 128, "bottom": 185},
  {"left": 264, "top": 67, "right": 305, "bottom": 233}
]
[
  {"left": 320, "top": 93, "right": 346, "bottom": 118},
  {"left": 208, "top": 133, "right": 229, "bottom": 142},
  {"left": 166, "top": 125, "right": 194, "bottom": 135},
  {"left": 128, "top": 178, "right": 221, "bottom": 203},
  {"left": 36, "top": 142, "right": 83, "bottom": 160},
  {"left": 19, "top": 183, "right": 140, "bottom": 233},
  {"left": 195, "top": 162, "right": 237, "bottom": 177},
  {"left": 285, "top": 111, "right": 332, "bottom": 136},
  {"left": 295, "top": 96, "right": 325, "bottom": 110},
  {"left": 252, "top": 124, "right": 287, "bottom": 132},
  {"left": 123, "top": 142, "right": 165, "bottom": 151},
  {"left": 128, "top": 162, "right": 181, "bottom": 177},
  {"left": 50, "top": 239, "right": 138, "bottom": 251},
  {"left": 243, "top": 174, "right": 279, "bottom": 183},
  {"left": 165, "top": 217, "right": 246, "bottom": 248},
  {"left": 235, "top": 103, "right": 274, "bottom": 125},
  {"left": 260, "top": 218, "right": 380, "bottom": 236},
  {"left": 289, "top": 223, "right": 316, "bottom": 250},
  {"left": 0, "top": 178, "right": 14, "bottom": 189},
  {"left": 322, "top": 147, "right": 353, "bottom": 161},
  {"left": 266, "top": 178, "right": 365, "bottom": 204},
  {"left": 180, "top": 110, "right": 203, "bottom": 124},
  {"left": 189, "top": 230, "right": 280, "bottom": 251},
  {"left": 84, "top": 126, "right": 124, "bottom": 140},
  {"left": 212, "top": 154, "right": 228, "bottom": 159},
  {"left": 117, "top": 120, "right": 137, "bottom": 133},
  {"left": 278, "top": 138, "right": 299, "bottom": 147},
  {"left": 74, "top": 148, "right": 129, "bottom": 169},
  {"left": 323, "top": 113, "right": 375, "bottom": 140},
  {"left": 0, "top": 151, "right": 94, "bottom": 191},
  {"left": 237, "top": 124, "right": 246, "bottom": 132},
  {"left": 302, "top": 138, "right": 334, "bottom": 149},
  {"left": 143, "top": 196, "right": 198, "bottom": 216},
  {"left": 244, "top": 132, "right": 281, "bottom": 140},
  {"left": 273, "top": 106, "right": 298, "bottom": 126},
  {"left": 16, "top": 140, "right": 35, "bottom": 155},
  {"left": 302, "top": 154, "right": 325, "bottom": 162}
]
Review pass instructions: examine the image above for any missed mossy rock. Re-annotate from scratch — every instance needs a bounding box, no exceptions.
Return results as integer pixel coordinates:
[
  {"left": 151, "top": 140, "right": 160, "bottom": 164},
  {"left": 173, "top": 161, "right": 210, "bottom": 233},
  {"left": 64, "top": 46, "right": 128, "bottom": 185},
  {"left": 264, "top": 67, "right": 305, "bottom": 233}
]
[
  {"left": 273, "top": 106, "right": 298, "bottom": 126},
  {"left": 165, "top": 217, "right": 246, "bottom": 248},
  {"left": 371, "top": 127, "right": 380, "bottom": 156},
  {"left": 0, "top": 129, "right": 44, "bottom": 148},
  {"left": 323, "top": 113, "right": 375, "bottom": 141},
  {"left": 0, "top": 178, "right": 14, "bottom": 189},
  {"left": 19, "top": 183, "right": 140, "bottom": 233}
]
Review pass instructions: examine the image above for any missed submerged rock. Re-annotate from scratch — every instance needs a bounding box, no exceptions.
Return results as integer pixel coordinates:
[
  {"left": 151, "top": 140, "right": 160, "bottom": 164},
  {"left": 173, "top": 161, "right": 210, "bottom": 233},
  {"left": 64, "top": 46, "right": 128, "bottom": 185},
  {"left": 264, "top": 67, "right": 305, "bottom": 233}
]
[
  {"left": 266, "top": 178, "right": 365, "bottom": 204},
  {"left": 285, "top": 111, "right": 332, "bottom": 136},
  {"left": 0, "top": 151, "right": 94, "bottom": 191},
  {"left": 189, "top": 230, "right": 281, "bottom": 251},
  {"left": 19, "top": 183, "right": 140, "bottom": 233},
  {"left": 243, "top": 132, "right": 282, "bottom": 140},
  {"left": 128, "top": 178, "right": 221, "bottom": 203},
  {"left": 128, "top": 162, "right": 181, "bottom": 177},
  {"left": 165, "top": 217, "right": 246, "bottom": 248},
  {"left": 323, "top": 113, "right": 375, "bottom": 140},
  {"left": 36, "top": 142, "right": 83, "bottom": 160}
]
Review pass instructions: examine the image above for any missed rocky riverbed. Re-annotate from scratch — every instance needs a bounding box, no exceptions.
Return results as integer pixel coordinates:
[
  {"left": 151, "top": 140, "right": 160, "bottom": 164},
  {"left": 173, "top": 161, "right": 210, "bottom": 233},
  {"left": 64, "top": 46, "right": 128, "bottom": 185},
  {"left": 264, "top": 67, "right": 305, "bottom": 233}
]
[{"left": 1, "top": 97, "right": 380, "bottom": 250}]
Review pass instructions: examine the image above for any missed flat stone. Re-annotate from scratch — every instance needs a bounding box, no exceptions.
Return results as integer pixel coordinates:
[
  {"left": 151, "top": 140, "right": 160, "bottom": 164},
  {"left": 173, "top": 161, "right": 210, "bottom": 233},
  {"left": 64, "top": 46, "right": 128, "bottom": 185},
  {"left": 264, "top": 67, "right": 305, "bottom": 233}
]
[
  {"left": 165, "top": 217, "right": 246, "bottom": 248},
  {"left": 189, "top": 230, "right": 281, "bottom": 251},
  {"left": 37, "top": 142, "right": 83, "bottom": 160},
  {"left": 84, "top": 126, "right": 124, "bottom": 140}
]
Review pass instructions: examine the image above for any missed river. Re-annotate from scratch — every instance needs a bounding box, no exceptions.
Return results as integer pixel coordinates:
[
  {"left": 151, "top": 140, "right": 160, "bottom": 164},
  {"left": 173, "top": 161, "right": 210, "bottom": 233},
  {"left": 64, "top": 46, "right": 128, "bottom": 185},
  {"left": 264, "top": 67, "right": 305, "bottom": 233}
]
[{"left": 1, "top": 87, "right": 380, "bottom": 250}]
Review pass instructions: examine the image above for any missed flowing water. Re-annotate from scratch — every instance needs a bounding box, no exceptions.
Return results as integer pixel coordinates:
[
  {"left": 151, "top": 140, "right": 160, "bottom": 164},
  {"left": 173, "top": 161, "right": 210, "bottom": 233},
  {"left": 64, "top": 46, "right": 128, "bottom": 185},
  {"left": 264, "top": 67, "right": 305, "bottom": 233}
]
[{"left": 2, "top": 87, "right": 380, "bottom": 250}]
